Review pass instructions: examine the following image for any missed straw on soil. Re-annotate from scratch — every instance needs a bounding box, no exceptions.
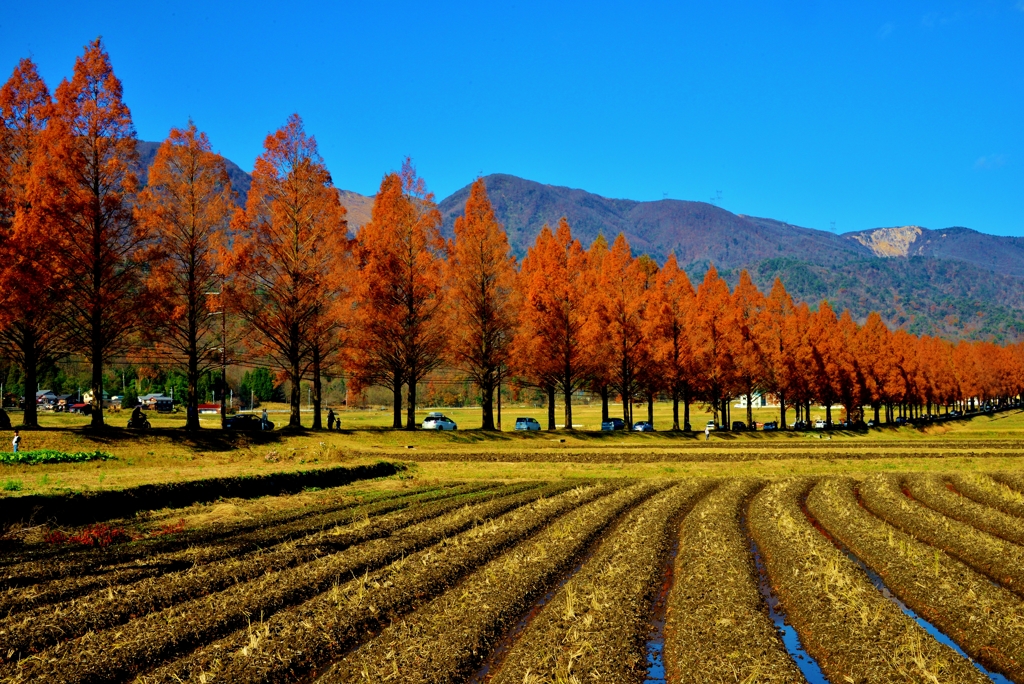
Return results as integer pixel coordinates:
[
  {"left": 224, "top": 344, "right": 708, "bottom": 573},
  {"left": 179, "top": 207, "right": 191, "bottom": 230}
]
[
  {"left": 809, "top": 476, "right": 1024, "bottom": 681},
  {"left": 0, "top": 482, "right": 560, "bottom": 683},
  {"left": 664, "top": 478, "right": 805, "bottom": 683},
  {"left": 139, "top": 481, "right": 609, "bottom": 684},
  {"left": 316, "top": 481, "right": 665, "bottom": 684},
  {"left": 749, "top": 478, "right": 984, "bottom": 683},
  {"left": 488, "top": 480, "right": 713, "bottom": 684},
  {"left": 860, "top": 474, "right": 1024, "bottom": 596},
  {"left": 904, "top": 473, "right": 1024, "bottom": 546}
]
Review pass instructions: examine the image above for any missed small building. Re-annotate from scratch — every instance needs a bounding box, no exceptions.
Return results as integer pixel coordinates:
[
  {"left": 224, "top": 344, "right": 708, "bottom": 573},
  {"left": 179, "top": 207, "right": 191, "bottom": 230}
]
[
  {"left": 83, "top": 390, "right": 113, "bottom": 408},
  {"left": 139, "top": 393, "right": 174, "bottom": 413},
  {"left": 198, "top": 403, "right": 222, "bottom": 415},
  {"left": 734, "top": 392, "right": 778, "bottom": 409},
  {"left": 36, "top": 389, "right": 57, "bottom": 407}
]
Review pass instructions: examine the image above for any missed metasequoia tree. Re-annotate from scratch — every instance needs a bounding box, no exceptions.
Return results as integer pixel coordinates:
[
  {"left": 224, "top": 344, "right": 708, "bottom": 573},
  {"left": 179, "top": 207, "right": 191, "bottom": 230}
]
[
  {"left": 136, "top": 122, "right": 234, "bottom": 431},
  {"left": 350, "top": 160, "right": 445, "bottom": 430},
  {"left": 731, "top": 270, "right": 765, "bottom": 427},
  {"left": 0, "top": 58, "right": 60, "bottom": 428},
  {"left": 27, "top": 39, "right": 146, "bottom": 428},
  {"left": 223, "top": 114, "right": 347, "bottom": 429},
  {"left": 754, "top": 278, "right": 795, "bottom": 429},
  {"left": 446, "top": 178, "right": 517, "bottom": 430},
  {"left": 690, "top": 266, "right": 739, "bottom": 428},
  {"left": 516, "top": 218, "right": 591, "bottom": 430},
  {"left": 647, "top": 254, "right": 696, "bottom": 430},
  {"left": 586, "top": 234, "right": 650, "bottom": 426},
  {"left": 583, "top": 235, "right": 613, "bottom": 422},
  {"left": 857, "top": 312, "right": 894, "bottom": 423}
]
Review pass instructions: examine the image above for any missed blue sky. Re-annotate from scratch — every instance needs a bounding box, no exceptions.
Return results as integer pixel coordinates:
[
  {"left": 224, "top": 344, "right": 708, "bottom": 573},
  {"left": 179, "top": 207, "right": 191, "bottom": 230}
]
[{"left": 1, "top": 1, "right": 1022, "bottom": 235}]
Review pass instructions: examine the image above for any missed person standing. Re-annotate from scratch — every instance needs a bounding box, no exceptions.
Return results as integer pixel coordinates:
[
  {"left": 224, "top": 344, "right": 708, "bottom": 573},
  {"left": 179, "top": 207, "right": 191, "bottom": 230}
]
[
  {"left": 12, "top": 430, "right": 20, "bottom": 453},
  {"left": 327, "top": 408, "right": 335, "bottom": 431},
  {"left": 262, "top": 407, "right": 268, "bottom": 425},
  {"left": 704, "top": 424, "right": 710, "bottom": 441}
]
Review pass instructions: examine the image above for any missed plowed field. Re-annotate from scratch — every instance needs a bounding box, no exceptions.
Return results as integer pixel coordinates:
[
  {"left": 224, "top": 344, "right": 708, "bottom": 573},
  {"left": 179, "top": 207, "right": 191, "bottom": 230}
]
[{"left": 2, "top": 471, "right": 1024, "bottom": 683}]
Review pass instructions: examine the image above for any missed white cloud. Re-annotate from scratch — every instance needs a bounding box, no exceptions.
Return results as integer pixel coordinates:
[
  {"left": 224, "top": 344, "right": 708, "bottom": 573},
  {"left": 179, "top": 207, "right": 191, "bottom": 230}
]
[
  {"left": 876, "top": 22, "right": 895, "bottom": 39},
  {"left": 975, "top": 154, "right": 1009, "bottom": 170}
]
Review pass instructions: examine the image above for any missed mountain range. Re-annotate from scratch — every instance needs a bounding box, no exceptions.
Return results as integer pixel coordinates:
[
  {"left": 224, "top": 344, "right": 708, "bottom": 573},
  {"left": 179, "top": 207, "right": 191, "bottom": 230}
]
[{"left": 136, "top": 143, "right": 1024, "bottom": 342}]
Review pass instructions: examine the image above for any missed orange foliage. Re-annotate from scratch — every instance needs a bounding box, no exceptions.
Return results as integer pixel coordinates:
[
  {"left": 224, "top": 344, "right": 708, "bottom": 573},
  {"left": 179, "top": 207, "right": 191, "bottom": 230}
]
[
  {"left": 348, "top": 160, "right": 445, "bottom": 430},
  {"left": 136, "top": 122, "right": 234, "bottom": 429},
  {"left": 24, "top": 39, "right": 144, "bottom": 428},
  {"left": 446, "top": 178, "right": 518, "bottom": 430},
  {"left": 222, "top": 114, "right": 348, "bottom": 428}
]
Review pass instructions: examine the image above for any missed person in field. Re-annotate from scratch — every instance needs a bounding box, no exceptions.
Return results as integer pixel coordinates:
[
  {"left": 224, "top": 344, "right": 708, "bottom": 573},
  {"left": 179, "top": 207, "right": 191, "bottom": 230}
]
[
  {"left": 327, "top": 408, "right": 336, "bottom": 430},
  {"left": 705, "top": 424, "right": 711, "bottom": 441},
  {"left": 12, "top": 430, "right": 20, "bottom": 453}
]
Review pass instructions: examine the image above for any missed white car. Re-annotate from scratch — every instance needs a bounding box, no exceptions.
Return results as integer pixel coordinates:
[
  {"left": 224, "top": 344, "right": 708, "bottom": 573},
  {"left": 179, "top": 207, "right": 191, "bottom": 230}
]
[
  {"left": 814, "top": 419, "right": 827, "bottom": 429},
  {"left": 422, "top": 413, "right": 457, "bottom": 430},
  {"left": 514, "top": 417, "right": 541, "bottom": 431}
]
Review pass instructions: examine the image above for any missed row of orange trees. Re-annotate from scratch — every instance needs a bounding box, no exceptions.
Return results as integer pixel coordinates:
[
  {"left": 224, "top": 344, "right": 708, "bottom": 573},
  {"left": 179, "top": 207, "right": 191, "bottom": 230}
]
[{"left": 2, "top": 41, "right": 1023, "bottom": 431}]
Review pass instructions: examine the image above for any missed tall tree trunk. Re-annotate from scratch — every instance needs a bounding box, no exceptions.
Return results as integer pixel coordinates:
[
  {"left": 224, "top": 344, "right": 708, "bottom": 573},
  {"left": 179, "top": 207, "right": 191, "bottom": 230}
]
[
  {"left": 480, "top": 374, "right": 495, "bottom": 431},
  {"left": 89, "top": 300, "right": 104, "bottom": 429},
  {"left": 392, "top": 380, "right": 403, "bottom": 429},
  {"left": 647, "top": 391, "right": 654, "bottom": 427},
  {"left": 683, "top": 389, "right": 690, "bottom": 431},
  {"left": 825, "top": 404, "right": 832, "bottom": 425},
  {"left": 563, "top": 384, "right": 573, "bottom": 430},
  {"left": 406, "top": 375, "right": 417, "bottom": 430},
  {"left": 547, "top": 385, "right": 556, "bottom": 431},
  {"left": 672, "top": 392, "right": 680, "bottom": 431},
  {"left": 312, "top": 345, "right": 322, "bottom": 430},
  {"left": 186, "top": 337, "right": 199, "bottom": 431},
  {"left": 779, "top": 392, "right": 786, "bottom": 431},
  {"left": 601, "top": 386, "right": 609, "bottom": 422},
  {"left": 289, "top": 355, "right": 302, "bottom": 428},
  {"left": 746, "top": 390, "right": 753, "bottom": 428},
  {"left": 21, "top": 327, "right": 39, "bottom": 429}
]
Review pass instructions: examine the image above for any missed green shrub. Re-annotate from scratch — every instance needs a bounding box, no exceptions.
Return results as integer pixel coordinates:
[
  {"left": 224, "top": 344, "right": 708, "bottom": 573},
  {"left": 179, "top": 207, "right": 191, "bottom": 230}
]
[
  {"left": 0, "top": 450, "right": 114, "bottom": 466},
  {"left": 2, "top": 478, "right": 23, "bottom": 491}
]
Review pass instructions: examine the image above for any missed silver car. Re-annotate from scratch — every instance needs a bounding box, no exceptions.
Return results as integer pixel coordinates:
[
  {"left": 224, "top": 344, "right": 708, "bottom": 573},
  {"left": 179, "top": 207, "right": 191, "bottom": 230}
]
[
  {"left": 514, "top": 417, "right": 541, "bottom": 431},
  {"left": 422, "top": 413, "right": 457, "bottom": 430}
]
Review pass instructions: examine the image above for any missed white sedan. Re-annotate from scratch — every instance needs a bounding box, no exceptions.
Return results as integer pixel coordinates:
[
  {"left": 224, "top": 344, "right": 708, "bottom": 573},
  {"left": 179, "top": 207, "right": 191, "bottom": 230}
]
[{"left": 422, "top": 414, "right": 457, "bottom": 430}]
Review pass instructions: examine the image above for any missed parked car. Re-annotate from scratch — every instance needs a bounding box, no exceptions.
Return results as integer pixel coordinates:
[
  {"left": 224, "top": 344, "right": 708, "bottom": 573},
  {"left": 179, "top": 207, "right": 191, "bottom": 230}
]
[
  {"left": 422, "top": 414, "right": 457, "bottom": 430},
  {"left": 601, "top": 417, "right": 626, "bottom": 431},
  {"left": 791, "top": 420, "right": 810, "bottom": 430},
  {"left": 633, "top": 421, "right": 654, "bottom": 432},
  {"left": 762, "top": 421, "right": 778, "bottom": 431},
  {"left": 813, "top": 419, "right": 827, "bottom": 429},
  {"left": 867, "top": 419, "right": 876, "bottom": 428},
  {"left": 949, "top": 410, "right": 962, "bottom": 418},
  {"left": 225, "top": 413, "right": 273, "bottom": 431},
  {"left": 731, "top": 421, "right": 747, "bottom": 431},
  {"left": 514, "top": 416, "right": 541, "bottom": 431}
]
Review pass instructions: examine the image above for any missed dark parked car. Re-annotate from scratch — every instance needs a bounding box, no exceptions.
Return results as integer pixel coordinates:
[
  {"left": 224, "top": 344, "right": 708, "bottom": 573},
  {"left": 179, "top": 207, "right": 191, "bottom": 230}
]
[
  {"left": 632, "top": 421, "right": 654, "bottom": 432},
  {"left": 225, "top": 413, "right": 274, "bottom": 431},
  {"left": 731, "top": 421, "right": 747, "bottom": 431},
  {"left": 601, "top": 417, "right": 626, "bottom": 431},
  {"left": 762, "top": 421, "right": 778, "bottom": 431}
]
